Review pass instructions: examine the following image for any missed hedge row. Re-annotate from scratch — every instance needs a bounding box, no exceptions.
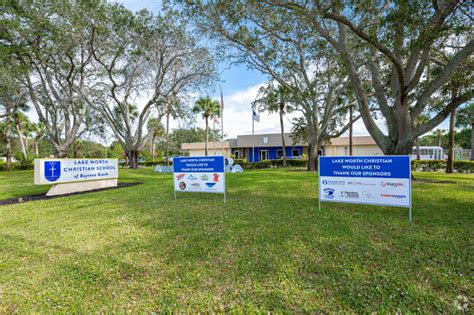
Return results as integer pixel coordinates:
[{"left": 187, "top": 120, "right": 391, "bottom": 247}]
[
  {"left": 411, "top": 160, "right": 474, "bottom": 173},
  {"left": 0, "top": 161, "right": 35, "bottom": 171},
  {"left": 239, "top": 159, "right": 308, "bottom": 169}
]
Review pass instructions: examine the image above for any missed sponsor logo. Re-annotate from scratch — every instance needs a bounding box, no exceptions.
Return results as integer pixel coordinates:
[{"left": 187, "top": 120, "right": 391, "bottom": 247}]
[
  {"left": 44, "top": 161, "right": 61, "bottom": 182},
  {"left": 176, "top": 173, "right": 186, "bottom": 180},
  {"left": 187, "top": 174, "right": 198, "bottom": 180},
  {"left": 205, "top": 182, "right": 216, "bottom": 189},
  {"left": 179, "top": 182, "right": 186, "bottom": 190},
  {"left": 362, "top": 190, "right": 377, "bottom": 200},
  {"left": 381, "top": 193, "right": 406, "bottom": 199},
  {"left": 380, "top": 182, "right": 405, "bottom": 188},
  {"left": 346, "top": 181, "right": 376, "bottom": 186},
  {"left": 191, "top": 183, "right": 200, "bottom": 188},
  {"left": 340, "top": 191, "right": 359, "bottom": 199},
  {"left": 323, "top": 188, "right": 335, "bottom": 199},
  {"left": 213, "top": 173, "right": 220, "bottom": 183},
  {"left": 200, "top": 175, "right": 209, "bottom": 181},
  {"left": 322, "top": 179, "right": 345, "bottom": 185}
]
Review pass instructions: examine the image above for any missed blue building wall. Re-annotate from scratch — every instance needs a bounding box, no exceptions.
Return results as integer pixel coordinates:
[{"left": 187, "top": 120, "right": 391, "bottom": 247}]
[{"left": 248, "top": 146, "right": 303, "bottom": 162}]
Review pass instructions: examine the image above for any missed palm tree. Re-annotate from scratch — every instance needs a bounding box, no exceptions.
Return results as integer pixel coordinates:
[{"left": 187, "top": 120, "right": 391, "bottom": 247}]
[
  {"left": 33, "top": 122, "right": 46, "bottom": 156},
  {"left": 192, "top": 96, "right": 221, "bottom": 156},
  {"left": 147, "top": 117, "right": 164, "bottom": 160},
  {"left": 414, "top": 114, "right": 430, "bottom": 160},
  {"left": 253, "top": 84, "right": 294, "bottom": 166},
  {"left": 13, "top": 111, "right": 33, "bottom": 160},
  {"left": 433, "top": 129, "right": 446, "bottom": 147}
]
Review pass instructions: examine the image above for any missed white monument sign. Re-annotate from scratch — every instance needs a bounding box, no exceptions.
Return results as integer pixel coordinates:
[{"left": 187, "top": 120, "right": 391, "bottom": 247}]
[{"left": 34, "top": 159, "right": 119, "bottom": 196}]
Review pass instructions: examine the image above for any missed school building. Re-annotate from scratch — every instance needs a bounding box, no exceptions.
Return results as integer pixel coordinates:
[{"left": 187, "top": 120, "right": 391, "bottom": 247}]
[{"left": 181, "top": 133, "right": 384, "bottom": 162}]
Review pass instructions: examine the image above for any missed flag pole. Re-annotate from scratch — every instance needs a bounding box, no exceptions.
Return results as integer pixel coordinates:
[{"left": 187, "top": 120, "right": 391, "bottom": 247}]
[
  {"left": 220, "top": 87, "right": 224, "bottom": 157},
  {"left": 213, "top": 118, "right": 216, "bottom": 156}
]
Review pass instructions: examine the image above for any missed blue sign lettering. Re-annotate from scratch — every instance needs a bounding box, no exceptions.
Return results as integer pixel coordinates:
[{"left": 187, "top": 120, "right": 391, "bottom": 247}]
[
  {"left": 319, "top": 156, "right": 410, "bottom": 179},
  {"left": 173, "top": 156, "right": 225, "bottom": 173}
]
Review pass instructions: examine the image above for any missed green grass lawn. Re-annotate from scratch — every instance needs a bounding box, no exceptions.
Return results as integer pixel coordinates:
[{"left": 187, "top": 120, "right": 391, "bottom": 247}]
[{"left": 0, "top": 168, "right": 472, "bottom": 312}]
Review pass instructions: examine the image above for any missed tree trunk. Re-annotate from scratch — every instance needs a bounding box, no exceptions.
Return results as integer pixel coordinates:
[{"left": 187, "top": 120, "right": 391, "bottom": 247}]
[
  {"left": 308, "top": 143, "right": 320, "bottom": 171},
  {"left": 15, "top": 124, "right": 27, "bottom": 160},
  {"left": 415, "top": 137, "right": 421, "bottom": 160},
  {"left": 307, "top": 138, "right": 319, "bottom": 171},
  {"left": 349, "top": 104, "right": 353, "bottom": 156},
  {"left": 306, "top": 141, "right": 313, "bottom": 171},
  {"left": 279, "top": 103, "right": 287, "bottom": 167},
  {"left": 205, "top": 116, "right": 209, "bottom": 156},
  {"left": 151, "top": 135, "right": 156, "bottom": 159},
  {"left": 5, "top": 107, "right": 12, "bottom": 171},
  {"left": 446, "top": 108, "right": 455, "bottom": 173},
  {"left": 56, "top": 149, "right": 67, "bottom": 158},
  {"left": 73, "top": 140, "right": 77, "bottom": 158},
  {"left": 129, "top": 150, "right": 139, "bottom": 169},
  {"left": 125, "top": 152, "right": 129, "bottom": 168},
  {"left": 35, "top": 141, "right": 39, "bottom": 156},
  {"left": 471, "top": 122, "right": 474, "bottom": 161}
]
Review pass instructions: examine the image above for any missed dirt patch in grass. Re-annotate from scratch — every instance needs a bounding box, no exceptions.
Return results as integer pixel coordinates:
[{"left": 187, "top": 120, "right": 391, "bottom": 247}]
[
  {"left": 413, "top": 178, "right": 457, "bottom": 184},
  {"left": 0, "top": 182, "right": 143, "bottom": 206}
]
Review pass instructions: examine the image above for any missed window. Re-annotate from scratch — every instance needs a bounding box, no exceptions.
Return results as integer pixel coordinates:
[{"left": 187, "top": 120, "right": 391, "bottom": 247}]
[
  {"left": 292, "top": 149, "right": 300, "bottom": 156},
  {"left": 276, "top": 149, "right": 283, "bottom": 158},
  {"left": 234, "top": 151, "right": 240, "bottom": 159}
]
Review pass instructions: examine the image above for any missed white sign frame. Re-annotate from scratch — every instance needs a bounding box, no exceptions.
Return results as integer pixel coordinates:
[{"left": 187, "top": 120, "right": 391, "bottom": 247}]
[
  {"left": 172, "top": 156, "right": 226, "bottom": 202},
  {"left": 34, "top": 158, "right": 119, "bottom": 185},
  {"left": 318, "top": 155, "right": 412, "bottom": 222}
]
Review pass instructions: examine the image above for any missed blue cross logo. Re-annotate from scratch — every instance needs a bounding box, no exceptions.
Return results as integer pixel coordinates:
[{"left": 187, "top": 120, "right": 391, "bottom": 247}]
[{"left": 44, "top": 161, "right": 61, "bottom": 182}]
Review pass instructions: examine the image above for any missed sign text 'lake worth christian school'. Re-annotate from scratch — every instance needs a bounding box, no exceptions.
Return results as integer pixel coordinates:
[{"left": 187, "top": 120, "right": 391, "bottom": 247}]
[
  {"left": 319, "top": 156, "right": 411, "bottom": 220},
  {"left": 35, "top": 158, "right": 119, "bottom": 185},
  {"left": 34, "top": 158, "right": 119, "bottom": 196},
  {"left": 173, "top": 156, "right": 226, "bottom": 200}
]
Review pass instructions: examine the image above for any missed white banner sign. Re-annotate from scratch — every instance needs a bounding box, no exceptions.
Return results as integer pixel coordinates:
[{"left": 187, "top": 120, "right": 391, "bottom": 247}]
[
  {"left": 34, "top": 159, "right": 118, "bottom": 185},
  {"left": 173, "top": 156, "right": 225, "bottom": 194},
  {"left": 319, "top": 156, "right": 411, "bottom": 208}
]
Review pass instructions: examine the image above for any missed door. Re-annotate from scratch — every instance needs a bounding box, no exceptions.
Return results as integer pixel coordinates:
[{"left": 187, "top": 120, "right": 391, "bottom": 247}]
[{"left": 260, "top": 149, "right": 269, "bottom": 161}]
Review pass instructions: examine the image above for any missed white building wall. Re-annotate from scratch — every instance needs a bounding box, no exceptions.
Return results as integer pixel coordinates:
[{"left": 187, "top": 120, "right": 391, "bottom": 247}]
[
  {"left": 186, "top": 148, "right": 232, "bottom": 157},
  {"left": 325, "top": 145, "right": 383, "bottom": 156}
]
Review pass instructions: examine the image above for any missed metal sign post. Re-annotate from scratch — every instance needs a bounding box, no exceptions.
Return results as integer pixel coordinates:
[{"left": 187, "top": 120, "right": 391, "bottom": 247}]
[{"left": 318, "top": 155, "right": 321, "bottom": 211}]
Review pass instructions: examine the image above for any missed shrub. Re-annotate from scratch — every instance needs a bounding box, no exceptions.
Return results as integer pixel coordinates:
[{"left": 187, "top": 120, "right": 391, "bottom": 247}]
[
  {"left": 237, "top": 159, "right": 308, "bottom": 169},
  {"left": 411, "top": 160, "right": 474, "bottom": 173},
  {"left": 0, "top": 161, "right": 34, "bottom": 171},
  {"left": 454, "top": 160, "right": 474, "bottom": 173},
  {"left": 271, "top": 159, "right": 308, "bottom": 167},
  {"left": 411, "top": 160, "right": 446, "bottom": 172}
]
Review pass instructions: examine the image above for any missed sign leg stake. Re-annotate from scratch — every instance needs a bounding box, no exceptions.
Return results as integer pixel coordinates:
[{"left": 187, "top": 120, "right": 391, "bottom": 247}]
[{"left": 409, "top": 206, "right": 412, "bottom": 223}]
